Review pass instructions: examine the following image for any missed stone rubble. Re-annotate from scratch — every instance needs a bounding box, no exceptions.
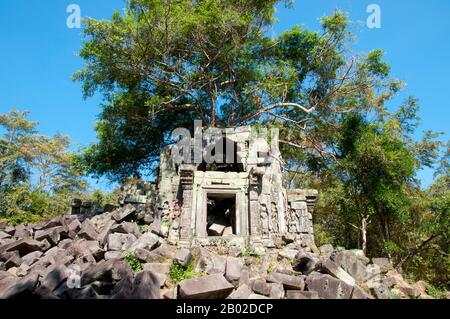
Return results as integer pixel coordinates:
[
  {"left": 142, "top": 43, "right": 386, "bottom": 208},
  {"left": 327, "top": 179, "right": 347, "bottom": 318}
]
[{"left": 0, "top": 204, "right": 443, "bottom": 300}]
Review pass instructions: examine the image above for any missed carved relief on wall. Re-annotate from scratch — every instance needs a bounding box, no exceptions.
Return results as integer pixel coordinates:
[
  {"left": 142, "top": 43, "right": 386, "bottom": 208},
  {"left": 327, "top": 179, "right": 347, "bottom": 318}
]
[
  {"left": 260, "top": 203, "right": 269, "bottom": 239},
  {"left": 269, "top": 202, "right": 279, "bottom": 234},
  {"left": 287, "top": 207, "right": 299, "bottom": 234}
]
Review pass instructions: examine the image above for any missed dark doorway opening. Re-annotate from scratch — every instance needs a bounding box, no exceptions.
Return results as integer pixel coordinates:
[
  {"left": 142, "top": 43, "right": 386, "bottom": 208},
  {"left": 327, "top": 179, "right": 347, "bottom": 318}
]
[{"left": 206, "top": 193, "right": 236, "bottom": 236}]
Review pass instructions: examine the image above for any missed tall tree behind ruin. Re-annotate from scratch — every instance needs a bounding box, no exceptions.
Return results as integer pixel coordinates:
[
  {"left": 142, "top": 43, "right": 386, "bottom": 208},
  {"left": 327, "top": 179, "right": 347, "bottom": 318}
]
[{"left": 74, "top": 0, "right": 394, "bottom": 181}]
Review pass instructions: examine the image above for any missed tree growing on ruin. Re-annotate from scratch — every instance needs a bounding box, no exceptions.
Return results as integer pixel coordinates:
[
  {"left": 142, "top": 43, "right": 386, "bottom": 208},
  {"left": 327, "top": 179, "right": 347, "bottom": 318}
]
[{"left": 75, "top": 0, "right": 392, "bottom": 181}]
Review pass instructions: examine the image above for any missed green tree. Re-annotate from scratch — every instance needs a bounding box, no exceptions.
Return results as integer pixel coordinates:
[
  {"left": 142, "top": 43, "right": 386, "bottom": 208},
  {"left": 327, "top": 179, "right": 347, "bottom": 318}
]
[
  {"left": 75, "top": 1, "right": 392, "bottom": 181},
  {"left": 0, "top": 110, "right": 87, "bottom": 224}
]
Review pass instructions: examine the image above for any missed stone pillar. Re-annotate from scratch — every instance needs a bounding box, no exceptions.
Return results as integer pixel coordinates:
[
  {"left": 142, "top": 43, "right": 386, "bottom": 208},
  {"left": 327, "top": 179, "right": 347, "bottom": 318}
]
[
  {"left": 248, "top": 174, "right": 261, "bottom": 238},
  {"left": 179, "top": 165, "right": 195, "bottom": 241}
]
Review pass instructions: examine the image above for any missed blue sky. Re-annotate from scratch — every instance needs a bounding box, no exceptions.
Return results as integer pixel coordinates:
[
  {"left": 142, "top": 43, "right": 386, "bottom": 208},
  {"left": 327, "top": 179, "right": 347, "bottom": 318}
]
[{"left": 0, "top": 0, "right": 448, "bottom": 190}]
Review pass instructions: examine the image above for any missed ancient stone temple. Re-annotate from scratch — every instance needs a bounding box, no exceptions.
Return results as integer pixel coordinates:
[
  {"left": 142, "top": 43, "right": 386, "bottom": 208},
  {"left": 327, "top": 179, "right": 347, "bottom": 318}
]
[{"left": 152, "top": 126, "right": 318, "bottom": 249}]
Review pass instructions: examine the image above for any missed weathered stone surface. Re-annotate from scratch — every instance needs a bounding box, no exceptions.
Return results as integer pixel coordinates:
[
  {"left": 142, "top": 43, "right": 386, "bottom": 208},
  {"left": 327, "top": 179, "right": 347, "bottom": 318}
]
[
  {"left": 67, "top": 219, "right": 82, "bottom": 233},
  {"left": 16, "top": 263, "right": 30, "bottom": 277},
  {"left": 371, "top": 258, "right": 393, "bottom": 273},
  {"left": 272, "top": 264, "right": 296, "bottom": 276},
  {"left": 3, "top": 226, "right": 15, "bottom": 235},
  {"left": 319, "top": 244, "right": 334, "bottom": 256},
  {"left": 371, "top": 284, "right": 391, "bottom": 299},
  {"left": 5, "top": 253, "right": 22, "bottom": 269},
  {"left": 85, "top": 241, "right": 105, "bottom": 261},
  {"left": 0, "top": 272, "right": 39, "bottom": 299},
  {"left": 78, "top": 220, "right": 99, "bottom": 241},
  {"left": 96, "top": 219, "right": 116, "bottom": 246},
  {"left": 393, "top": 280, "right": 416, "bottom": 298},
  {"left": 153, "top": 272, "right": 167, "bottom": 287},
  {"left": 134, "top": 248, "right": 153, "bottom": 262},
  {"left": 142, "top": 263, "right": 170, "bottom": 274},
  {"left": 286, "top": 290, "right": 319, "bottom": 299},
  {"left": 193, "top": 248, "right": 213, "bottom": 273},
  {"left": 225, "top": 256, "right": 243, "bottom": 282},
  {"left": 107, "top": 233, "right": 137, "bottom": 251},
  {"left": 223, "top": 227, "right": 233, "bottom": 237},
  {"left": 73, "top": 285, "right": 99, "bottom": 299},
  {"left": 0, "top": 231, "right": 11, "bottom": 240},
  {"left": 179, "top": 273, "right": 234, "bottom": 299},
  {"left": 209, "top": 253, "right": 226, "bottom": 274},
  {"left": 239, "top": 268, "right": 250, "bottom": 286},
  {"left": 7, "top": 267, "right": 18, "bottom": 276},
  {"left": 0, "top": 271, "right": 16, "bottom": 287},
  {"left": 108, "top": 264, "right": 133, "bottom": 290},
  {"left": 0, "top": 239, "right": 47, "bottom": 256},
  {"left": 266, "top": 272, "right": 305, "bottom": 290},
  {"left": 278, "top": 248, "right": 298, "bottom": 260},
  {"left": 352, "top": 285, "right": 373, "bottom": 299},
  {"left": 112, "top": 204, "right": 136, "bottom": 222},
  {"left": 208, "top": 223, "right": 226, "bottom": 236},
  {"left": 321, "top": 258, "right": 356, "bottom": 287},
  {"left": 174, "top": 248, "right": 192, "bottom": 267},
  {"left": 58, "top": 239, "right": 73, "bottom": 250},
  {"left": 111, "top": 222, "right": 141, "bottom": 237},
  {"left": 228, "top": 284, "right": 253, "bottom": 299},
  {"left": 65, "top": 240, "right": 94, "bottom": 262},
  {"left": 111, "top": 275, "right": 133, "bottom": 299},
  {"left": 306, "top": 273, "right": 354, "bottom": 299},
  {"left": 269, "top": 282, "right": 285, "bottom": 299},
  {"left": 293, "top": 251, "right": 319, "bottom": 275},
  {"left": 332, "top": 251, "right": 368, "bottom": 283},
  {"left": 251, "top": 279, "right": 270, "bottom": 296},
  {"left": 34, "top": 226, "right": 68, "bottom": 246},
  {"left": 131, "top": 271, "right": 160, "bottom": 299},
  {"left": 129, "top": 232, "right": 159, "bottom": 252},
  {"left": 34, "top": 219, "right": 62, "bottom": 231},
  {"left": 81, "top": 259, "right": 116, "bottom": 286},
  {"left": 36, "top": 263, "right": 69, "bottom": 293},
  {"left": 161, "top": 288, "right": 177, "bottom": 299},
  {"left": 412, "top": 281, "right": 428, "bottom": 297},
  {"left": 104, "top": 251, "right": 124, "bottom": 260},
  {"left": 13, "top": 225, "right": 31, "bottom": 240},
  {"left": 151, "top": 243, "right": 175, "bottom": 259}
]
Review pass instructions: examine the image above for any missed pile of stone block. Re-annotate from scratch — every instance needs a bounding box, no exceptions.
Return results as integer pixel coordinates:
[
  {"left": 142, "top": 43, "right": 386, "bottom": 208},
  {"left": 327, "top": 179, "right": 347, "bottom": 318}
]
[{"left": 0, "top": 205, "right": 442, "bottom": 300}]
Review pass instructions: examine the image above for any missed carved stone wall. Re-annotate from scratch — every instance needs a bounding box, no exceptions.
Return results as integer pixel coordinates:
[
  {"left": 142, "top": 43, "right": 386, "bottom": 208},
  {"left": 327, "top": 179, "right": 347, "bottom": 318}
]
[{"left": 155, "top": 126, "right": 318, "bottom": 248}]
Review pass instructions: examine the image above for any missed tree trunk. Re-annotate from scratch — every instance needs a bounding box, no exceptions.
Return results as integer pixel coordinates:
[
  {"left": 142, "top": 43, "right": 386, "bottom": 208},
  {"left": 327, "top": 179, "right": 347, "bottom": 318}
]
[
  {"left": 396, "top": 235, "right": 437, "bottom": 270},
  {"left": 361, "top": 216, "right": 368, "bottom": 255}
]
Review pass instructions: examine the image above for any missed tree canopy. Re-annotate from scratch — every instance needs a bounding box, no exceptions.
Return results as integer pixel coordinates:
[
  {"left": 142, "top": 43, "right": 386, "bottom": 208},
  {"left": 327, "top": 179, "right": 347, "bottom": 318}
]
[
  {"left": 75, "top": 0, "right": 394, "bottom": 180},
  {"left": 0, "top": 111, "right": 87, "bottom": 224}
]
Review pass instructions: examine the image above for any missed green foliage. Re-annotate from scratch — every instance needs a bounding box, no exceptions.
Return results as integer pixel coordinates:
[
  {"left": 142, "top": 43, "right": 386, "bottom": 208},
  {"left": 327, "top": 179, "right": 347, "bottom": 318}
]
[
  {"left": 125, "top": 251, "right": 143, "bottom": 273},
  {"left": 426, "top": 284, "right": 448, "bottom": 299},
  {"left": 0, "top": 110, "right": 87, "bottom": 225},
  {"left": 169, "top": 259, "right": 201, "bottom": 284},
  {"left": 81, "top": 188, "right": 121, "bottom": 208}
]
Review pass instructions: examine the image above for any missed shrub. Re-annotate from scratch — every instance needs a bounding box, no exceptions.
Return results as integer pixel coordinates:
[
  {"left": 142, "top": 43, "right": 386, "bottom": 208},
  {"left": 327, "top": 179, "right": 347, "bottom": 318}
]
[
  {"left": 125, "top": 252, "right": 143, "bottom": 272},
  {"left": 169, "top": 259, "right": 201, "bottom": 284}
]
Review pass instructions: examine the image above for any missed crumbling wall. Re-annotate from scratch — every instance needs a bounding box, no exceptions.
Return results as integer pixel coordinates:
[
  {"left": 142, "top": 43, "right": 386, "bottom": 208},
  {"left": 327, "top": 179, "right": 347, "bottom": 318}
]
[{"left": 142, "top": 126, "right": 318, "bottom": 248}]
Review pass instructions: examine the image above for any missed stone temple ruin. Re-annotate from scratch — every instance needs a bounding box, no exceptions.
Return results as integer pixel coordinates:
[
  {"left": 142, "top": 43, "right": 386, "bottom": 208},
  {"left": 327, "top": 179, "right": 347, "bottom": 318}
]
[{"left": 112, "top": 126, "right": 319, "bottom": 250}]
